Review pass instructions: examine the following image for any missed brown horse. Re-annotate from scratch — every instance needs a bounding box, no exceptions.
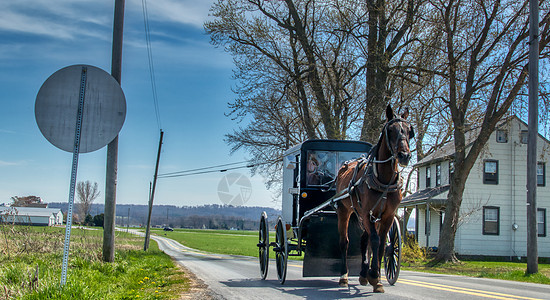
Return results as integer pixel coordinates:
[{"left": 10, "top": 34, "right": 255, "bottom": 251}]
[{"left": 335, "top": 105, "right": 414, "bottom": 293}]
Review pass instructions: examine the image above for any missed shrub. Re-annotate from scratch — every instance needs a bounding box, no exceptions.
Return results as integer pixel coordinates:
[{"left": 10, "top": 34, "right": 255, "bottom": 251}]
[{"left": 401, "top": 232, "right": 426, "bottom": 264}]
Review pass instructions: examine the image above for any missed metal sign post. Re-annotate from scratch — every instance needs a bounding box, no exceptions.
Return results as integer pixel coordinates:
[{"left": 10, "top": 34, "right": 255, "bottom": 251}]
[
  {"left": 35, "top": 64, "right": 126, "bottom": 287},
  {"left": 60, "top": 66, "right": 87, "bottom": 286}
]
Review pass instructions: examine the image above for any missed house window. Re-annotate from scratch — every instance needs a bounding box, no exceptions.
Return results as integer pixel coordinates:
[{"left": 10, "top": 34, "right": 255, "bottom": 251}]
[
  {"left": 436, "top": 164, "right": 441, "bottom": 186},
  {"left": 520, "top": 130, "right": 528, "bottom": 144},
  {"left": 538, "top": 208, "right": 546, "bottom": 237},
  {"left": 483, "top": 206, "right": 500, "bottom": 235},
  {"left": 417, "top": 169, "right": 420, "bottom": 190},
  {"left": 496, "top": 129, "right": 508, "bottom": 143},
  {"left": 449, "top": 160, "right": 455, "bottom": 183},
  {"left": 426, "top": 167, "right": 431, "bottom": 188},
  {"left": 440, "top": 211, "right": 445, "bottom": 233},
  {"left": 483, "top": 160, "right": 499, "bottom": 185},
  {"left": 537, "top": 162, "right": 546, "bottom": 187},
  {"left": 425, "top": 208, "right": 430, "bottom": 235}
]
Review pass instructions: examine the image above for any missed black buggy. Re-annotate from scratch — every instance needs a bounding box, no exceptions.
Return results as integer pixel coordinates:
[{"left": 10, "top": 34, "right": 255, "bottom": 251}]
[{"left": 257, "top": 139, "right": 402, "bottom": 284}]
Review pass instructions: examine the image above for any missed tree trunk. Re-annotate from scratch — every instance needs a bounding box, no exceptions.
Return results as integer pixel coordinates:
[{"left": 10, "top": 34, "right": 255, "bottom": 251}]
[
  {"left": 360, "top": 2, "right": 386, "bottom": 143},
  {"left": 434, "top": 176, "right": 466, "bottom": 263},
  {"left": 286, "top": 0, "right": 339, "bottom": 139}
]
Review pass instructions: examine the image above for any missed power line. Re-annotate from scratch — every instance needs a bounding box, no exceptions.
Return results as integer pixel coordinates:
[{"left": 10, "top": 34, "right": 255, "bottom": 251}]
[
  {"left": 157, "top": 161, "right": 270, "bottom": 179},
  {"left": 157, "top": 161, "right": 254, "bottom": 178},
  {"left": 158, "top": 160, "right": 250, "bottom": 177},
  {"left": 141, "top": 0, "right": 162, "bottom": 130},
  {"left": 157, "top": 165, "right": 253, "bottom": 179}
]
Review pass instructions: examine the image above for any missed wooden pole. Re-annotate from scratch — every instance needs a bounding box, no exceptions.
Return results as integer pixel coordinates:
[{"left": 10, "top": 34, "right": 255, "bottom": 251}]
[
  {"left": 144, "top": 130, "right": 164, "bottom": 250},
  {"left": 526, "top": 0, "right": 539, "bottom": 274},
  {"left": 104, "top": 0, "right": 125, "bottom": 263}
]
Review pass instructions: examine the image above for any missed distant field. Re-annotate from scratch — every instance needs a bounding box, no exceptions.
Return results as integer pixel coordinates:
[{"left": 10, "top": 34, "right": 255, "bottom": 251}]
[{"left": 150, "top": 228, "right": 303, "bottom": 260}]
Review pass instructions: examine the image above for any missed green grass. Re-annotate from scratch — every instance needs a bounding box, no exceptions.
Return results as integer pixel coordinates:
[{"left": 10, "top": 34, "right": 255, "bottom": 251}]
[
  {"left": 399, "top": 240, "right": 550, "bottom": 285},
  {"left": 402, "top": 260, "right": 550, "bottom": 284},
  {"left": 0, "top": 225, "right": 189, "bottom": 299},
  {"left": 150, "top": 228, "right": 303, "bottom": 260}
]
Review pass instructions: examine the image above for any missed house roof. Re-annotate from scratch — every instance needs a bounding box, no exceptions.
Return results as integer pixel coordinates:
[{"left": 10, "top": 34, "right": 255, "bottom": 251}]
[
  {"left": 401, "top": 184, "right": 450, "bottom": 207},
  {"left": 0, "top": 207, "right": 61, "bottom": 217},
  {"left": 415, "top": 128, "right": 479, "bottom": 167},
  {"left": 414, "top": 116, "right": 550, "bottom": 167}
]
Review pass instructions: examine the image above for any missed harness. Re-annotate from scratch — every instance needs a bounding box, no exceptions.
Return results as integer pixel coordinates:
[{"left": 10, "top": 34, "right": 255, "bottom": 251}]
[{"left": 345, "top": 118, "right": 410, "bottom": 227}]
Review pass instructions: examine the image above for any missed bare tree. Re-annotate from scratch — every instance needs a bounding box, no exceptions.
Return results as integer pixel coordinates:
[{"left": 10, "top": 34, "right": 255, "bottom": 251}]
[
  {"left": 206, "top": 0, "right": 430, "bottom": 196},
  {"left": 77, "top": 181, "right": 100, "bottom": 221},
  {"left": 207, "top": 0, "right": 369, "bottom": 141},
  {"left": 10, "top": 196, "right": 43, "bottom": 207},
  {"left": 425, "top": 0, "right": 550, "bottom": 263},
  {"left": 358, "top": 0, "right": 425, "bottom": 142}
]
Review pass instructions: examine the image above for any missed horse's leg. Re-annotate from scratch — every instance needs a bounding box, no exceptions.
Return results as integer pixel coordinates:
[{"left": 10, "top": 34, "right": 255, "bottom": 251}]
[
  {"left": 337, "top": 207, "right": 352, "bottom": 287},
  {"left": 358, "top": 230, "right": 369, "bottom": 286},
  {"left": 376, "top": 220, "right": 392, "bottom": 280},
  {"left": 366, "top": 221, "right": 384, "bottom": 293}
]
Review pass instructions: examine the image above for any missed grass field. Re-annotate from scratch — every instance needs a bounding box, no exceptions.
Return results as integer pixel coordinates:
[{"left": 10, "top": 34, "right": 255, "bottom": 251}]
[
  {"left": 150, "top": 228, "right": 304, "bottom": 260},
  {"left": 0, "top": 225, "right": 188, "bottom": 299},
  {"left": 149, "top": 228, "right": 550, "bottom": 285}
]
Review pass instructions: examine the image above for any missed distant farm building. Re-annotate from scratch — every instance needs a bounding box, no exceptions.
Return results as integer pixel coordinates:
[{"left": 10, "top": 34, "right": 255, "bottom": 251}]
[{"left": 0, "top": 206, "right": 63, "bottom": 226}]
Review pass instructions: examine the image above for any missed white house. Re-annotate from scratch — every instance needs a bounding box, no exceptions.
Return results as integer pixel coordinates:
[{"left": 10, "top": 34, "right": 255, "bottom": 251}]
[
  {"left": 0, "top": 206, "right": 64, "bottom": 226},
  {"left": 401, "top": 116, "right": 549, "bottom": 259}
]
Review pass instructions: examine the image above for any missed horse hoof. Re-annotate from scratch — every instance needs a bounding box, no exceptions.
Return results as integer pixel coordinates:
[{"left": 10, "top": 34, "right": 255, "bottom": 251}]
[
  {"left": 366, "top": 273, "right": 379, "bottom": 287},
  {"left": 338, "top": 278, "right": 348, "bottom": 287},
  {"left": 359, "top": 276, "right": 368, "bottom": 286},
  {"left": 373, "top": 283, "right": 385, "bottom": 293}
]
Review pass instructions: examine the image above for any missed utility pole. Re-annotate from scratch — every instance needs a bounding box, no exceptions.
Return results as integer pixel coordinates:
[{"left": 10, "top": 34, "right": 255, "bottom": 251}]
[
  {"left": 127, "top": 207, "right": 130, "bottom": 232},
  {"left": 144, "top": 130, "right": 164, "bottom": 250},
  {"left": 526, "top": 0, "right": 539, "bottom": 274},
  {"left": 104, "top": 0, "right": 125, "bottom": 263}
]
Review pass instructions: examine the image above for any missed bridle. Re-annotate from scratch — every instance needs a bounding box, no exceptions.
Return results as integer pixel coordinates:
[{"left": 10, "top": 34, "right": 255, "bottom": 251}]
[
  {"left": 371, "top": 117, "right": 414, "bottom": 165},
  {"left": 346, "top": 117, "right": 415, "bottom": 225}
]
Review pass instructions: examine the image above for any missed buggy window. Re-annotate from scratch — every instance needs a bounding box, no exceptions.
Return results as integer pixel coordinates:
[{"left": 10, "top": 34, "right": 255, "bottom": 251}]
[
  {"left": 306, "top": 151, "right": 365, "bottom": 187},
  {"left": 306, "top": 151, "right": 336, "bottom": 186}
]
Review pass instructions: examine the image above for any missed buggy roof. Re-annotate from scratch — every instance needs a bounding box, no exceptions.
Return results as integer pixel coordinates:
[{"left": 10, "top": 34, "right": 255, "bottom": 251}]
[{"left": 284, "top": 139, "right": 372, "bottom": 156}]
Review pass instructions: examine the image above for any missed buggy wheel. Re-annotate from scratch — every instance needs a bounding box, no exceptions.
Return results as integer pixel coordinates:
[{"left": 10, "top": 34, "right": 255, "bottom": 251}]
[
  {"left": 258, "top": 212, "right": 269, "bottom": 280},
  {"left": 274, "top": 217, "right": 288, "bottom": 284},
  {"left": 384, "top": 216, "right": 401, "bottom": 285}
]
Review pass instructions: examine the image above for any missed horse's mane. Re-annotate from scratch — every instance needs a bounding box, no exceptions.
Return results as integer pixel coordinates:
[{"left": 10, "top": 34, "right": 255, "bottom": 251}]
[{"left": 369, "top": 118, "right": 389, "bottom": 161}]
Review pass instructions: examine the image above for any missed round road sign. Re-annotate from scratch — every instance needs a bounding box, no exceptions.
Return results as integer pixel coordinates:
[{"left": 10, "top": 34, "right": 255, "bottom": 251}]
[{"left": 35, "top": 65, "right": 126, "bottom": 153}]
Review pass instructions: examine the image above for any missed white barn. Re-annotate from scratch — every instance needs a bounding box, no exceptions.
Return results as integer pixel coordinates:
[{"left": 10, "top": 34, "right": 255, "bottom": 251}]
[
  {"left": 401, "top": 116, "right": 549, "bottom": 259},
  {"left": 0, "top": 206, "right": 63, "bottom": 226}
]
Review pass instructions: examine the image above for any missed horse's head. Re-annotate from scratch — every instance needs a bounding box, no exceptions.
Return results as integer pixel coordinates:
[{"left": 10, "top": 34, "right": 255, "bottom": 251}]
[{"left": 384, "top": 105, "right": 415, "bottom": 167}]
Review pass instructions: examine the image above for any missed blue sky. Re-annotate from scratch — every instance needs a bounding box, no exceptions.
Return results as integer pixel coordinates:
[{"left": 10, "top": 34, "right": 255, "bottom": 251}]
[{"left": 0, "top": 0, "right": 277, "bottom": 208}]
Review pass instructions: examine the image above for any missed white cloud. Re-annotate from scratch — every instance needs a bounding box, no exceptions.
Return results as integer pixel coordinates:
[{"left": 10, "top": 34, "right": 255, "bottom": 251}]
[
  {"left": 0, "top": 160, "right": 25, "bottom": 166},
  {"left": 129, "top": 0, "right": 215, "bottom": 28},
  {"left": 0, "top": 11, "right": 74, "bottom": 39},
  {"left": 0, "top": 1, "right": 112, "bottom": 40},
  {"left": 0, "top": 0, "right": 215, "bottom": 42}
]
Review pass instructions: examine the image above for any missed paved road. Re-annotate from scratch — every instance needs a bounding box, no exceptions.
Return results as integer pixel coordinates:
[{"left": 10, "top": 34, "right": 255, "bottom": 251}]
[{"left": 128, "top": 230, "right": 550, "bottom": 299}]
